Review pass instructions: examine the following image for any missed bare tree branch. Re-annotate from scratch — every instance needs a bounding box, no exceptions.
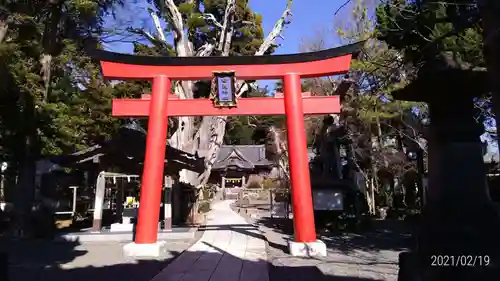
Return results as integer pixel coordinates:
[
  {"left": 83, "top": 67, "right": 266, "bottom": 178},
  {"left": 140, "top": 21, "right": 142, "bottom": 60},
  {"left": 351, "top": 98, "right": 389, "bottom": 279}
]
[
  {"left": 0, "top": 18, "right": 9, "bottom": 44},
  {"left": 335, "top": 0, "right": 353, "bottom": 15},
  {"left": 269, "top": 126, "right": 290, "bottom": 181},
  {"left": 201, "top": 13, "right": 223, "bottom": 29},
  {"left": 385, "top": 123, "right": 428, "bottom": 153},
  {"left": 247, "top": 116, "right": 258, "bottom": 128},
  {"left": 217, "top": 0, "right": 236, "bottom": 54},
  {"left": 236, "top": 0, "right": 294, "bottom": 97},
  {"left": 129, "top": 27, "right": 156, "bottom": 44},
  {"left": 149, "top": 10, "right": 166, "bottom": 42},
  {"left": 196, "top": 43, "right": 215, "bottom": 56},
  {"left": 132, "top": 0, "right": 296, "bottom": 192},
  {"left": 163, "top": 0, "right": 183, "bottom": 42},
  {"left": 198, "top": 0, "right": 294, "bottom": 186},
  {"left": 256, "top": 0, "right": 293, "bottom": 56}
]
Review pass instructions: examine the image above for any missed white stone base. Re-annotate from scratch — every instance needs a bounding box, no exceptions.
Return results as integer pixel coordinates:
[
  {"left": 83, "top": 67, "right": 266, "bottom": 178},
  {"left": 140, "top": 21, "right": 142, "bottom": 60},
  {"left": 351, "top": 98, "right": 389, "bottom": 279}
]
[
  {"left": 122, "top": 216, "right": 133, "bottom": 224},
  {"left": 110, "top": 223, "right": 134, "bottom": 232},
  {"left": 288, "top": 239, "right": 327, "bottom": 257},
  {"left": 123, "top": 241, "right": 166, "bottom": 258}
]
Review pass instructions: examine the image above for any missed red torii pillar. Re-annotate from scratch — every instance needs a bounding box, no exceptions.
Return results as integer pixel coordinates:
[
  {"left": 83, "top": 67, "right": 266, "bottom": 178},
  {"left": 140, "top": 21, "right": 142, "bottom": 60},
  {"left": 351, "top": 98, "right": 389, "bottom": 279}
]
[{"left": 90, "top": 42, "right": 360, "bottom": 257}]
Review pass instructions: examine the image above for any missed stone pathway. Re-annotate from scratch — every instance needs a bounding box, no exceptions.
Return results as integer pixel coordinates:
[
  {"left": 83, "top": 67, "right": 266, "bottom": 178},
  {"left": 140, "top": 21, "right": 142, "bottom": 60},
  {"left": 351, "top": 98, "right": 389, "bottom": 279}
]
[
  {"left": 152, "top": 200, "right": 269, "bottom": 281},
  {"left": 231, "top": 201, "right": 409, "bottom": 281},
  {"left": 261, "top": 224, "right": 401, "bottom": 281}
]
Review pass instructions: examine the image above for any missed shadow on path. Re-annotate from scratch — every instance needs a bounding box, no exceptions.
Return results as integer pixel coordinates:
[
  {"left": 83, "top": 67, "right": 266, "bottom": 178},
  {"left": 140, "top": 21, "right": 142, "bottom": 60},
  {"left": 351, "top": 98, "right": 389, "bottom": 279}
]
[
  {"left": 0, "top": 237, "right": 181, "bottom": 281},
  {"left": 152, "top": 239, "right": 384, "bottom": 281},
  {"left": 256, "top": 216, "right": 412, "bottom": 254},
  {"left": 1, "top": 199, "right": 403, "bottom": 281},
  {"left": 270, "top": 265, "right": 386, "bottom": 281},
  {"left": 199, "top": 223, "right": 290, "bottom": 253}
]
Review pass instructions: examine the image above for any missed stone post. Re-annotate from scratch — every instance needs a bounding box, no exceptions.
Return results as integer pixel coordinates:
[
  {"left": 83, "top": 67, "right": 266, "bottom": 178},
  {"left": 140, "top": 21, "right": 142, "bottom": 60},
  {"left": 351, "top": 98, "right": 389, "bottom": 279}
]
[
  {"left": 115, "top": 179, "right": 124, "bottom": 223},
  {"left": 92, "top": 172, "right": 105, "bottom": 232},
  {"left": 221, "top": 176, "right": 226, "bottom": 200},
  {"left": 69, "top": 186, "right": 78, "bottom": 216},
  {"left": 164, "top": 176, "right": 173, "bottom": 231}
]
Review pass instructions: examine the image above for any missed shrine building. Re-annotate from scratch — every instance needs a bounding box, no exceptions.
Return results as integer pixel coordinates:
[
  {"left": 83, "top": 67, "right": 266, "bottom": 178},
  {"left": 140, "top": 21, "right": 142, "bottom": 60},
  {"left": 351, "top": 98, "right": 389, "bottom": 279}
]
[{"left": 209, "top": 145, "right": 273, "bottom": 199}]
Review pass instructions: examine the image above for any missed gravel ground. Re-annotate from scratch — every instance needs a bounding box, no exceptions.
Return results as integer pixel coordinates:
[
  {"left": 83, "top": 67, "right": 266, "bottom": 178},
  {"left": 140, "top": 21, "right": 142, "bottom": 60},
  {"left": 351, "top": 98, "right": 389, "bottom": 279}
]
[
  {"left": 231, "top": 202, "right": 411, "bottom": 281},
  {"left": 1, "top": 230, "right": 203, "bottom": 281}
]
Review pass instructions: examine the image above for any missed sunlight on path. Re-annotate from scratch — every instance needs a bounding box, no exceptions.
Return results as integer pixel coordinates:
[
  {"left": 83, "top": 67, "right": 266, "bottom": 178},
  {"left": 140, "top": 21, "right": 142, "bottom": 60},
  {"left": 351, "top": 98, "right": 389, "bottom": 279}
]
[{"left": 151, "top": 200, "right": 269, "bottom": 281}]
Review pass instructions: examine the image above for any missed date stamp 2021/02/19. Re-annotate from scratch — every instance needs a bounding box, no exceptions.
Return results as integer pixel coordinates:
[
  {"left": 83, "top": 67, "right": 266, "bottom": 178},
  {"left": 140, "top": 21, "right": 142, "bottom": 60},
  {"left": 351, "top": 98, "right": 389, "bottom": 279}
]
[{"left": 430, "top": 255, "right": 490, "bottom": 267}]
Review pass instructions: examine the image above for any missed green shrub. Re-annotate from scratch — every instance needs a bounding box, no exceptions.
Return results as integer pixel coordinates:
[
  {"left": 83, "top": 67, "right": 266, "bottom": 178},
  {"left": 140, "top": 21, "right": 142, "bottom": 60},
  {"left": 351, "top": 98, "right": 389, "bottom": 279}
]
[
  {"left": 247, "top": 181, "right": 262, "bottom": 189},
  {"left": 262, "top": 179, "right": 277, "bottom": 189},
  {"left": 200, "top": 184, "right": 218, "bottom": 200},
  {"left": 198, "top": 201, "right": 211, "bottom": 213}
]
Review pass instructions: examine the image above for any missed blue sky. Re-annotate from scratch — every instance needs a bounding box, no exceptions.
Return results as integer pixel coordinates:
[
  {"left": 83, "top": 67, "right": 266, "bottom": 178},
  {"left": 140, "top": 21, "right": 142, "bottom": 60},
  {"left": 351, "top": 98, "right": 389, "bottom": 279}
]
[
  {"left": 105, "top": 0, "right": 346, "bottom": 53},
  {"left": 250, "top": 0, "right": 344, "bottom": 55},
  {"left": 248, "top": 0, "right": 347, "bottom": 89},
  {"left": 104, "top": 0, "right": 348, "bottom": 89}
]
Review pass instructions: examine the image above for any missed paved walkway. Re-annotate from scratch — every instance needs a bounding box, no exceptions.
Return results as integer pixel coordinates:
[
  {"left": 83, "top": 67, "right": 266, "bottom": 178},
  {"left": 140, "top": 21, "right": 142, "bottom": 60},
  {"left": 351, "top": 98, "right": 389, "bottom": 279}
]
[{"left": 152, "top": 200, "right": 269, "bottom": 281}]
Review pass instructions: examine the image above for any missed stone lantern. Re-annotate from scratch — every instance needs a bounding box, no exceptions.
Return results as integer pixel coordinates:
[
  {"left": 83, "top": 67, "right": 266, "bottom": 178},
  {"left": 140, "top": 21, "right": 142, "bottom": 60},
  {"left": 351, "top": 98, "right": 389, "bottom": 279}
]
[{"left": 395, "top": 54, "right": 499, "bottom": 280}]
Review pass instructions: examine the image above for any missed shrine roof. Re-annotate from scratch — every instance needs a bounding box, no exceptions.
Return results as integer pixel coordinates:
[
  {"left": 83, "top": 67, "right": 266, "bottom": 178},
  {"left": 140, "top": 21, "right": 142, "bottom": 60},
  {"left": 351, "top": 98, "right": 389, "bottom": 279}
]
[
  {"left": 212, "top": 145, "right": 272, "bottom": 170},
  {"left": 43, "top": 128, "right": 204, "bottom": 174}
]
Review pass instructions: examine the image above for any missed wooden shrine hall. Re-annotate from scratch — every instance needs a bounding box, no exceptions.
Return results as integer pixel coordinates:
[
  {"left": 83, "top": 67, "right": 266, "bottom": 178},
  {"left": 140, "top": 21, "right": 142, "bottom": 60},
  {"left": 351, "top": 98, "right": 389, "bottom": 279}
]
[
  {"left": 41, "top": 121, "right": 204, "bottom": 232},
  {"left": 210, "top": 145, "right": 273, "bottom": 199}
]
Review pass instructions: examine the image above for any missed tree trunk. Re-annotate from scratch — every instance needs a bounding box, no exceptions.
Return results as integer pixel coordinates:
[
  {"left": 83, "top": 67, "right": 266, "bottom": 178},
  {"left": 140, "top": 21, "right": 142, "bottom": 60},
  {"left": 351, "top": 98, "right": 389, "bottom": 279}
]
[
  {"left": 0, "top": 18, "right": 8, "bottom": 44},
  {"left": 160, "top": 0, "right": 292, "bottom": 223},
  {"left": 40, "top": 54, "right": 53, "bottom": 101},
  {"left": 366, "top": 177, "right": 376, "bottom": 215},
  {"left": 369, "top": 131, "right": 379, "bottom": 215},
  {"left": 12, "top": 92, "right": 37, "bottom": 237},
  {"left": 40, "top": 0, "right": 62, "bottom": 101},
  {"left": 12, "top": 0, "right": 64, "bottom": 237},
  {"left": 370, "top": 163, "right": 378, "bottom": 214},
  {"left": 375, "top": 115, "right": 389, "bottom": 168}
]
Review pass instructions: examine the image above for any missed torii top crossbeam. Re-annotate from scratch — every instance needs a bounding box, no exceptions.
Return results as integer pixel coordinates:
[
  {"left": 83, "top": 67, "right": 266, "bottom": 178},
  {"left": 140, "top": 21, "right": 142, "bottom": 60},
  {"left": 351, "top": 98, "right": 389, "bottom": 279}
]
[
  {"left": 90, "top": 42, "right": 362, "bottom": 81},
  {"left": 89, "top": 42, "right": 362, "bottom": 117}
]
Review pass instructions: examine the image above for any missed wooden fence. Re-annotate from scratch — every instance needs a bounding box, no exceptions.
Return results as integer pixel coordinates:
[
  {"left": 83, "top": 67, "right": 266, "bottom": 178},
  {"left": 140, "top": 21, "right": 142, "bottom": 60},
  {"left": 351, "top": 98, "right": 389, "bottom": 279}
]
[{"left": 236, "top": 188, "right": 291, "bottom": 218}]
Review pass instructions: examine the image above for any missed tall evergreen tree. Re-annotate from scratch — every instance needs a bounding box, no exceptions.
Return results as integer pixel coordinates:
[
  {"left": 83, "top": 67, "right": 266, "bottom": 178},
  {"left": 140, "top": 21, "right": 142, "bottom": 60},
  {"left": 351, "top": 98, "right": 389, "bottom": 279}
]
[{"left": 0, "top": 0, "right": 125, "bottom": 235}]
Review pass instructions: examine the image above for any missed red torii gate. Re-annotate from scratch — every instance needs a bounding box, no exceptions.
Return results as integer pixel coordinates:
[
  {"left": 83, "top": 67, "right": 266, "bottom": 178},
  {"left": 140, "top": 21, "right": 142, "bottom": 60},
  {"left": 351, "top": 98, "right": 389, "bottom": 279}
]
[{"left": 91, "top": 42, "right": 360, "bottom": 257}]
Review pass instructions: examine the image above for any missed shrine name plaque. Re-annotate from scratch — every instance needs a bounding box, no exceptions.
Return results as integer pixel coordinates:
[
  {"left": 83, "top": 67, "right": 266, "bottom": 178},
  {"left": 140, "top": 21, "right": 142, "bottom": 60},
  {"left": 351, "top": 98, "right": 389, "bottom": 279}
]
[{"left": 211, "top": 71, "right": 237, "bottom": 107}]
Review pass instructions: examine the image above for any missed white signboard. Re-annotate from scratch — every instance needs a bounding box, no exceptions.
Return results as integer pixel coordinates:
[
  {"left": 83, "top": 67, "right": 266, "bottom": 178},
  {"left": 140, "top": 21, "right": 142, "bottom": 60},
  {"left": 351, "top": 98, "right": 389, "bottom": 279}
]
[
  {"left": 271, "top": 202, "right": 289, "bottom": 218},
  {"left": 217, "top": 77, "right": 233, "bottom": 102}
]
